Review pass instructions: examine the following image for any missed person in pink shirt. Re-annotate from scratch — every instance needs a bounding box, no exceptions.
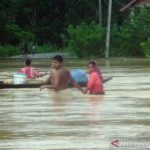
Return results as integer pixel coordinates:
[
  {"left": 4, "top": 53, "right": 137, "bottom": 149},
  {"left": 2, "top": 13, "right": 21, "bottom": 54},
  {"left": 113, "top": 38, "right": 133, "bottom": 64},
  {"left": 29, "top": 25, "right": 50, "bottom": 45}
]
[
  {"left": 18, "top": 59, "right": 46, "bottom": 79},
  {"left": 92, "top": 60, "right": 103, "bottom": 82},
  {"left": 84, "top": 61, "right": 104, "bottom": 95}
]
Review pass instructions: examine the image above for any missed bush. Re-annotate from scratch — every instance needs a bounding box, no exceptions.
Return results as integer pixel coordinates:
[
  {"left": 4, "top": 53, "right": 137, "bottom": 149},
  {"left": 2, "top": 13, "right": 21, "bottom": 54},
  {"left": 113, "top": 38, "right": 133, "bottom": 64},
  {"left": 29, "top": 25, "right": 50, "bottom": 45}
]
[
  {"left": 35, "top": 44, "right": 61, "bottom": 53},
  {"left": 110, "top": 24, "right": 138, "bottom": 56},
  {"left": 0, "top": 45, "right": 21, "bottom": 57},
  {"left": 66, "top": 22, "right": 106, "bottom": 58},
  {"left": 0, "top": 44, "right": 61, "bottom": 57},
  {"left": 4, "top": 24, "right": 35, "bottom": 45},
  {"left": 110, "top": 8, "right": 150, "bottom": 57},
  {"left": 140, "top": 38, "right": 150, "bottom": 58}
]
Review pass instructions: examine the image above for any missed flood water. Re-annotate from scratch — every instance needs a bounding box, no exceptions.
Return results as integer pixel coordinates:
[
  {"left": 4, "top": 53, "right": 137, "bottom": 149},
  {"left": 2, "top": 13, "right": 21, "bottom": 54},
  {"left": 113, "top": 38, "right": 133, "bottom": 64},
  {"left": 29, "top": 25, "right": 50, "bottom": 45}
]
[{"left": 0, "top": 58, "right": 150, "bottom": 150}]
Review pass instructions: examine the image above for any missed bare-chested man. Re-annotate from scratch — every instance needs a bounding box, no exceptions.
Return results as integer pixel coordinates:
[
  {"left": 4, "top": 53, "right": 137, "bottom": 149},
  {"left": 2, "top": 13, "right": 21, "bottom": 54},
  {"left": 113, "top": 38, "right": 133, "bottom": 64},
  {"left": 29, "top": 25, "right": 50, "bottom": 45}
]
[{"left": 40, "top": 55, "right": 84, "bottom": 93}]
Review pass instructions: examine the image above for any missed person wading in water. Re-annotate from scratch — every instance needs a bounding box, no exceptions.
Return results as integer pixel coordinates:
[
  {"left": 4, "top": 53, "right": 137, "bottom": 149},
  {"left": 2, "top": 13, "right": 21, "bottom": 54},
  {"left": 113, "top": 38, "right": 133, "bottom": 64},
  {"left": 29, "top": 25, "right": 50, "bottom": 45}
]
[{"left": 40, "top": 55, "right": 84, "bottom": 93}]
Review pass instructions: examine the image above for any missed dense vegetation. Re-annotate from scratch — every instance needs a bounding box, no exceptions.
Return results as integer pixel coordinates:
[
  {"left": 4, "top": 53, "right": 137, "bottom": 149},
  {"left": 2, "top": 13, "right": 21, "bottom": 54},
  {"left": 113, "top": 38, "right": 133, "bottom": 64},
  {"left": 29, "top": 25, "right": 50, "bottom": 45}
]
[{"left": 0, "top": 0, "right": 150, "bottom": 58}]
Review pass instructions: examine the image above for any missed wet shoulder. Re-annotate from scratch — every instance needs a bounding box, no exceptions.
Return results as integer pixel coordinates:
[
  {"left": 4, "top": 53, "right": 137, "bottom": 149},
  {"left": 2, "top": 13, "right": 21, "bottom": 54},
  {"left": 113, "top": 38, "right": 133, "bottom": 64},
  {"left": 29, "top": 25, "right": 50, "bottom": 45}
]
[{"left": 61, "top": 67, "right": 70, "bottom": 78}]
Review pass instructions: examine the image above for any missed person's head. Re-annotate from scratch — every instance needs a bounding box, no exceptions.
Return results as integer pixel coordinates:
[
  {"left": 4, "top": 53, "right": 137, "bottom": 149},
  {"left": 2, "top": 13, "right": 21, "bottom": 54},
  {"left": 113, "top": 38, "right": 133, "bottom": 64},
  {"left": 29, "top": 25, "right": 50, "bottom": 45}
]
[
  {"left": 25, "top": 58, "right": 31, "bottom": 66},
  {"left": 51, "top": 55, "right": 63, "bottom": 69},
  {"left": 88, "top": 61, "right": 96, "bottom": 73}
]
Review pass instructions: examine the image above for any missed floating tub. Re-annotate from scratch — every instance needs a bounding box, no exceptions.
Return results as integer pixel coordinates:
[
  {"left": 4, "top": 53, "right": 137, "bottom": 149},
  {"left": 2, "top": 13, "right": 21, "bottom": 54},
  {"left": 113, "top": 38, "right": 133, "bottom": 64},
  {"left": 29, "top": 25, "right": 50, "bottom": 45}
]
[{"left": 13, "top": 74, "right": 27, "bottom": 84}]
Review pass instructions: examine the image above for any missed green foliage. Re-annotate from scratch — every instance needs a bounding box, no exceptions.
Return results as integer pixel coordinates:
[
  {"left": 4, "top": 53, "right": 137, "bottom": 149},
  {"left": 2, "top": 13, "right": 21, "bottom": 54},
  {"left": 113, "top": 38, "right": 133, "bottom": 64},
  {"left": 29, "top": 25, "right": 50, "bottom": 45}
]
[
  {"left": 4, "top": 24, "right": 35, "bottom": 44},
  {"left": 140, "top": 38, "right": 150, "bottom": 58},
  {"left": 110, "top": 8, "right": 150, "bottom": 57},
  {"left": 67, "top": 22, "right": 106, "bottom": 58},
  {"left": 110, "top": 24, "right": 138, "bottom": 56},
  {"left": 36, "top": 44, "right": 61, "bottom": 53},
  {"left": 0, "top": 45, "right": 21, "bottom": 57},
  {"left": 0, "top": 0, "right": 149, "bottom": 58},
  {"left": 67, "top": 0, "right": 98, "bottom": 25},
  {"left": 0, "top": 44, "right": 60, "bottom": 57},
  {"left": 0, "top": 0, "right": 130, "bottom": 47}
]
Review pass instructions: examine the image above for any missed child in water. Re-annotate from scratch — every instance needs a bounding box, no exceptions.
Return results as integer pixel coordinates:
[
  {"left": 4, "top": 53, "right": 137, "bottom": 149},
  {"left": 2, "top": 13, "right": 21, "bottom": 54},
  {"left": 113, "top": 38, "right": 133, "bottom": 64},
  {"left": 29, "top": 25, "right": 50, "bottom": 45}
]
[
  {"left": 18, "top": 58, "right": 46, "bottom": 78},
  {"left": 84, "top": 61, "right": 104, "bottom": 95}
]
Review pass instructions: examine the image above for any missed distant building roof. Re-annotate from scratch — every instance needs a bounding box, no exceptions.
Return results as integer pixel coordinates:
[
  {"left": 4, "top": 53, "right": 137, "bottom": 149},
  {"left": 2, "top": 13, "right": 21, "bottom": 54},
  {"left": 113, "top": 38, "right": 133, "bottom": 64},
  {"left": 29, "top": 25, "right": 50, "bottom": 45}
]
[{"left": 120, "top": 0, "right": 150, "bottom": 12}]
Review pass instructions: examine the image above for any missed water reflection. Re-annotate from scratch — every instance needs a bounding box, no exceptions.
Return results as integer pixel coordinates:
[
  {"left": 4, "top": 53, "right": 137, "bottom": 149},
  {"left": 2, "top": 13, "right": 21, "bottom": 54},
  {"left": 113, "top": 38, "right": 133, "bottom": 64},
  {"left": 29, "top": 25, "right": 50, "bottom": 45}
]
[
  {"left": 87, "top": 95, "right": 104, "bottom": 141},
  {"left": 88, "top": 95, "right": 104, "bottom": 126}
]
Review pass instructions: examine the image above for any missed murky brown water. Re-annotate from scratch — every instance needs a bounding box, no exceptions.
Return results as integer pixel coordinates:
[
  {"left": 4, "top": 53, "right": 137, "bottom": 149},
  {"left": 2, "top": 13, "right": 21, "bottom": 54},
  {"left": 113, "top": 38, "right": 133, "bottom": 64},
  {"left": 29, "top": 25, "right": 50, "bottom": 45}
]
[{"left": 0, "top": 58, "right": 150, "bottom": 150}]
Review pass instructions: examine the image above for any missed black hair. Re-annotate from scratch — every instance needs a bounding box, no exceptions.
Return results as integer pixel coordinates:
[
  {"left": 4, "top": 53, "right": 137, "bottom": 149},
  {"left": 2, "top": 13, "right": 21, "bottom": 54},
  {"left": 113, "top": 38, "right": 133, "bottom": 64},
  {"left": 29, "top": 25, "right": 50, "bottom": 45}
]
[
  {"left": 52, "top": 55, "right": 63, "bottom": 62},
  {"left": 25, "top": 58, "right": 31, "bottom": 66},
  {"left": 89, "top": 61, "right": 96, "bottom": 67}
]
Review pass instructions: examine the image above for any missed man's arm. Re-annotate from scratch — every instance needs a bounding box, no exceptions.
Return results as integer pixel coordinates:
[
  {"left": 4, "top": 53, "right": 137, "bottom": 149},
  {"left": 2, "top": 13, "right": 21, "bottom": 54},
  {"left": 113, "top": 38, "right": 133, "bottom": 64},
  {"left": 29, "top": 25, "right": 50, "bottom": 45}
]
[{"left": 70, "top": 77, "right": 84, "bottom": 93}]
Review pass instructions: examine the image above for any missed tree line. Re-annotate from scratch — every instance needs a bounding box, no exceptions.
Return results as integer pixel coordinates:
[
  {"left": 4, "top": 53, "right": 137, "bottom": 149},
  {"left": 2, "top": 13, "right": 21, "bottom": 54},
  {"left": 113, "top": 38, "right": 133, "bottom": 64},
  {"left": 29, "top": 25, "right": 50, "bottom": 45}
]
[{"left": 0, "top": 0, "right": 150, "bottom": 57}]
